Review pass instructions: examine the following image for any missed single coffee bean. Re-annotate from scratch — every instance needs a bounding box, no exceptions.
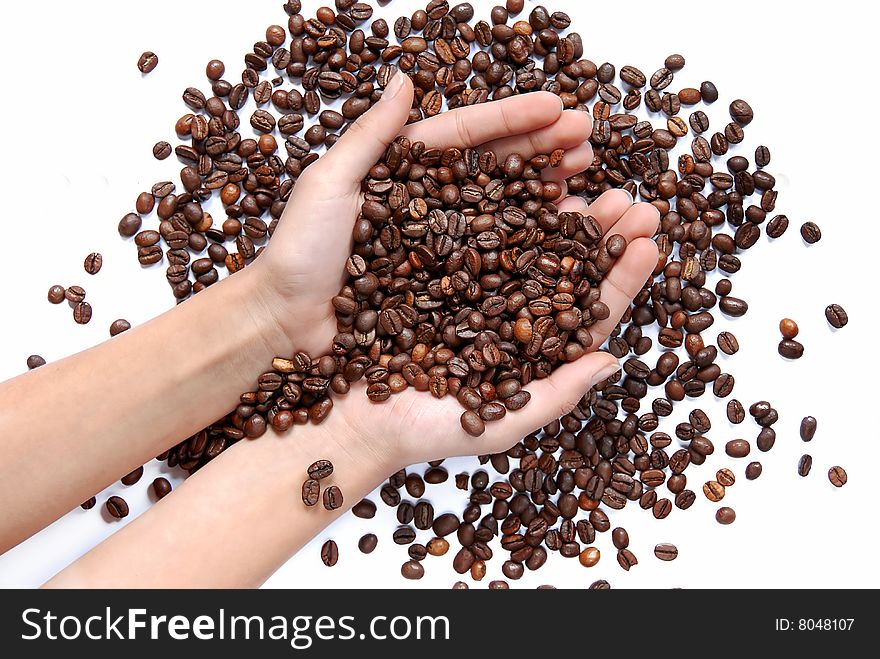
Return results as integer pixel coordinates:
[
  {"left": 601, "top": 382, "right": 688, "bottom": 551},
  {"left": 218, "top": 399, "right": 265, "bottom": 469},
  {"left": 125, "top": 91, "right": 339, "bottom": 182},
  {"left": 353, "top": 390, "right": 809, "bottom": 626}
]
[
  {"left": 81, "top": 497, "right": 97, "bottom": 510},
  {"left": 27, "top": 355, "right": 46, "bottom": 370},
  {"left": 766, "top": 214, "right": 789, "bottom": 238},
  {"left": 152, "top": 141, "right": 172, "bottom": 160},
  {"left": 824, "top": 303, "right": 848, "bottom": 328},
  {"left": 654, "top": 543, "right": 678, "bottom": 561},
  {"left": 401, "top": 560, "right": 424, "bottom": 580},
  {"left": 65, "top": 285, "right": 86, "bottom": 303},
  {"left": 106, "top": 496, "right": 129, "bottom": 519},
  {"left": 460, "top": 410, "right": 485, "bottom": 437},
  {"left": 137, "top": 51, "right": 158, "bottom": 73},
  {"left": 611, "top": 527, "right": 629, "bottom": 550},
  {"left": 727, "top": 399, "right": 745, "bottom": 424},
  {"left": 109, "top": 319, "right": 131, "bottom": 336},
  {"left": 717, "top": 331, "right": 739, "bottom": 355},
  {"left": 301, "top": 479, "right": 320, "bottom": 507},
  {"left": 118, "top": 213, "right": 142, "bottom": 237},
  {"left": 73, "top": 302, "right": 93, "bottom": 325},
  {"left": 358, "top": 533, "right": 378, "bottom": 554},
  {"left": 779, "top": 318, "right": 799, "bottom": 339},
  {"left": 798, "top": 454, "right": 812, "bottom": 477},
  {"left": 729, "top": 99, "right": 753, "bottom": 125},
  {"left": 725, "top": 439, "right": 751, "bottom": 458},
  {"left": 307, "top": 459, "right": 334, "bottom": 480},
  {"left": 703, "top": 480, "right": 725, "bottom": 502},
  {"left": 121, "top": 466, "right": 143, "bottom": 486},
  {"left": 152, "top": 477, "right": 172, "bottom": 500},
  {"left": 800, "top": 221, "right": 822, "bottom": 244},
  {"left": 828, "top": 466, "right": 847, "bottom": 488},
  {"left": 321, "top": 539, "right": 339, "bottom": 566},
  {"left": 700, "top": 81, "right": 718, "bottom": 103},
  {"left": 84, "top": 252, "right": 103, "bottom": 275},
  {"left": 745, "top": 461, "right": 763, "bottom": 480},
  {"left": 716, "top": 468, "right": 736, "bottom": 487},
  {"left": 352, "top": 499, "right": 376, "bottom": 519},
  {"left": 47, "top": 285, "right": 66, "bottom": 304},
  {"left": 578, "top": 546, "right": 600, "bottom": 567},
  {"left": 800, "top": 416, "right": 817, "bottom": 442},
  {"left": 323, "top": 485, "right": 344, "bottom": 510},
  {"left": 715, "top": 507, "right": 736, "bottom": 525},
  {"left": 617, "top": 549, "right": 638, "bottom": 571},
  {"left": 778, "top": 339, "right": 804, "bottom": 359}
]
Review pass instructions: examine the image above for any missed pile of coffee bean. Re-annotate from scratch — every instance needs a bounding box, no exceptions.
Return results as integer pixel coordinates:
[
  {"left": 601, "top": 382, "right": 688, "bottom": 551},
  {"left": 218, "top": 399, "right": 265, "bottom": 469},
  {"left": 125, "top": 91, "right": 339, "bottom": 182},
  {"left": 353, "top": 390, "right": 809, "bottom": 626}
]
[{"left": 74, "top": 0, "right": 853, "bottom": 584}]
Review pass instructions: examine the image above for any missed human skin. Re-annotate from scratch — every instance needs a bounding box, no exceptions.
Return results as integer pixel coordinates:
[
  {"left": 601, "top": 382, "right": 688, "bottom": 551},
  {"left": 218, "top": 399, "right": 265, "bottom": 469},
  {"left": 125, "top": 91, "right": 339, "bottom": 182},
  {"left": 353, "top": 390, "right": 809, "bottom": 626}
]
[{"left": 0, "top": 72, "right": 659, "bottom": 584}]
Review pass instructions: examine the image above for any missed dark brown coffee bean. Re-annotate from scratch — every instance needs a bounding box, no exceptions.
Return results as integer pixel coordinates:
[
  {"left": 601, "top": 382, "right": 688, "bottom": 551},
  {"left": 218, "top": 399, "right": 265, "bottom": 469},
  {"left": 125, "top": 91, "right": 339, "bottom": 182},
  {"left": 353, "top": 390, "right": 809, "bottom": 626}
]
[
  {"left": 302, "top": 479, "right": 320, "bottom": 506},
  {"left": 654, "top": 543, "right": 678, "bottom": 561},
  {"left": 80, "top": 497, "right": 96, "bottom": 510},
  {"left": 152, "top": 477, "right": 172, "bottom": 500},
  {"left": 321, "top": 539, "right": 338, "bottom": 566},
  {"left": 799, "top": 416, "right": 817, "bottom": 442},
  {"left": 106, "top": 496, "right": 129, "bottom": 519},
  {"left": 778, "top": 339, "right": 805, "bottom": 359},
  {"left": 715, "top": 507, "right": 736, "bottom": 525},
  {"left": 825, "top": 304, "right": 848, "bottom": 328},
  {"left": 798, "top": 454, "right": 812, "bottom": 477},
  {"left": 73, "top": 302, "right": 92, "bottom": 325},
  {"left": 800, "top": 221, "right": 822, "bottom": 244},
  {"left": 323, "top": 485, "right": 344, "bottom": 510},
  {"left": 27, "top": 355, "right": 46, "bottom": 370},
  {"left": 308, "top": 459, "right": 334, "bottom": 480},
  {"left": 121, "top": 466, "right": 143, "bottom": 486},
  {"left": 729, "top": 99, "right": 753, "bottom": 125},
  {"left": 745, "top": 461, "right": 763, "bottom": 480},
  {"left": 47, "top": 285, "right": 66, "bottom": 304},
  {"left": 83, "top": 252, "right": 103, "bottom": 275}
]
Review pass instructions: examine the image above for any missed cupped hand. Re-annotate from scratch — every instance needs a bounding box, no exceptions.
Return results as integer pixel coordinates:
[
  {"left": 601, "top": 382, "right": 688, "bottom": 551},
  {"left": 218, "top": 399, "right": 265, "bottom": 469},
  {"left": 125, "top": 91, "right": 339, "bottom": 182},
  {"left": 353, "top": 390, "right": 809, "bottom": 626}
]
[
  {"left": 251, "top": 73, "right": 603, "bottom": 357},
  {"left": 249, "top": 71, "right": 659, "bottom": 468}
]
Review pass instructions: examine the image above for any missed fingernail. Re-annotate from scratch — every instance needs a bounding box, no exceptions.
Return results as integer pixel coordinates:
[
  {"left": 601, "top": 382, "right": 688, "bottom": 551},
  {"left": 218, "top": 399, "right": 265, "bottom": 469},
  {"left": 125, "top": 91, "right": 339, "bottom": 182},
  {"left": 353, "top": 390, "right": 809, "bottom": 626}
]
[
  {"left": 591, "top": 361, "right": 620, "bottom": 388},
  {"left": 380, "top": 69, "right": 406, "bottom": 102}
]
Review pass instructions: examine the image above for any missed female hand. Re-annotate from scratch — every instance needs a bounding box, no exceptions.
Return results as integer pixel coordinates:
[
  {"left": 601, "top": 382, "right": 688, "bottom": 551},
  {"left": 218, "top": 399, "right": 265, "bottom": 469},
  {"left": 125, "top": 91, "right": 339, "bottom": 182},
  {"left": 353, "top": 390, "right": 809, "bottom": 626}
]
[
  {"left": 252, "top": 71, "right": 660, "bottom": 470},
  {"left": 251, "top": 73, "right": 609, "bottom": 357}
]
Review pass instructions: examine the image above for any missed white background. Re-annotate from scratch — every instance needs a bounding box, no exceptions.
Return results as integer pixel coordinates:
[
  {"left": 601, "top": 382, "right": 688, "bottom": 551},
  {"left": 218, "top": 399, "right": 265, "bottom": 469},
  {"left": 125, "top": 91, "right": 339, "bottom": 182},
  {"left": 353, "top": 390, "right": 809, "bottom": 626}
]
[{"left": 0, "top": 0, "right": 877, "bottom": 589}]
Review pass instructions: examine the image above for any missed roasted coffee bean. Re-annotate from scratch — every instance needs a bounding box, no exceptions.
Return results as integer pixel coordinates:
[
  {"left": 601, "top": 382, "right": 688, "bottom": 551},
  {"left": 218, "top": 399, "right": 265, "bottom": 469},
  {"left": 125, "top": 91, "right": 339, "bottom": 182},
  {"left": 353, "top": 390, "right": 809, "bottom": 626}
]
[
  {"left": 152, "top": 477, "right": 172, "bottom": 500},
  {"left": 301, "top": 479, "right": 320, "bottom": 506},
  {"left": 80, "top": 497, "right": 97, "bottom": 510},
  {"left": 401, "top": 560, "right": 424, "bottom": 580},
  {"left": 727, "top": 399, "right": 745, "bottom": 424},
  {"left": 702, "top": 480, "right": 725, "bottom": 502},
  {"left": 321, "top": 539, "right": 338, "bottom": 566},
  {"left": 798, "top": 454, "right": 812, "bottom": 477},
  {"left": 109, "top": 319, "right": 132, "bottom": 336},
  {"left": 800, "top": 221, "right": 822, "bottom": 244},
  {"left": 47, "top": 285, "right": 66, "bottom": 304},
  {"left": 766, "top": 214, "right": 789, "bottom": 238},
  {"left": 745, "top": 461, "right": 763, "bottom": 480},
  {"left": 27, "top": 355, "right": 46, "bottom": 370},
  {"left": 359, "top": 533, "right": 378, "bottom": 554},
  {"left": 83, "top": 252, "right": 103, "bottom": 275},
  {"left": 828, "top": 466, "right": 847, "bottom": 488},
  {"left": 654, "top": 543, "right": 678, "bottom": 561},
  {"left": 716, "top": 468, "right": 736, "bottom": 487},
  {"left": 715, "top": 507, "right": 735, "bottom": 525},
  {"left": 106, "top": 496, "right": 129, "bottom": 519},
  {"left": 729, "top": 99, "right": 753, "bottom": 125},
  {"left": 308, "top": 459, "right": 334, "bottom": 480},
  {"left": 73, "top": 302, "right": 93, "bottom": 325},
  {"left": 352, "top": 499, "right": 376, "bottom": 519},
  {"left": 779, "top": 318, "right": 799, "bottom": 339},
  {"left": 778, "top": 339, "right": 804, "bottom": 359},
  {"left": 825, "top": 304, "right": 848, "bottom": 328},
  {"left": 799, "top": 416, "right": 817, "bottom": 442},
  {"left": 137, "top": 51, "right": 158, "bottom": 73},
  {"left": 725, "top": 439, "right": 750, "bottom": 458},
  {"left": 121, "top": 466, "right": 144, "bottom": 486}
]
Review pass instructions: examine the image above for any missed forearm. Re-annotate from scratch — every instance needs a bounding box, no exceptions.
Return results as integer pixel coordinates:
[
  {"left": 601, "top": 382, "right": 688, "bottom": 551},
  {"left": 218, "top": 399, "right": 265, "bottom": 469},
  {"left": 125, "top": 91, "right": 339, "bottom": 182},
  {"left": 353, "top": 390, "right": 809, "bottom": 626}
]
[
  {"left": 0, "top": 266, "right": 288, "bottom": 552},
  {"left": 44, "top": 414, "right": 395, "bottom": 588}
]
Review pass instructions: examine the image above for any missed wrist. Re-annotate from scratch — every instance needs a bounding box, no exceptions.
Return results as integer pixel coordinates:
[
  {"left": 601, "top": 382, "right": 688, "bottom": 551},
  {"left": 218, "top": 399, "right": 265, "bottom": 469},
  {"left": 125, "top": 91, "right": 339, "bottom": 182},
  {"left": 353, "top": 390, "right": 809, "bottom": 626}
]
[{"left": 233, "top": 263, "right": 295, "bottom": 359}]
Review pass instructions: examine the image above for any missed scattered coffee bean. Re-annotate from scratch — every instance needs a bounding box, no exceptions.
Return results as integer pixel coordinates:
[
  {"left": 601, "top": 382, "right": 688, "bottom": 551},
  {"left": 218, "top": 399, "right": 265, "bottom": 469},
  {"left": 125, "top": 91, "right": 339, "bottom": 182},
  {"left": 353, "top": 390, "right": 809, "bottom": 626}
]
[
  {"left": 654, "top": 543, "right": 678, "bottom": 561},
  {"left": 716, "top": 468, "right": 736, "bottom": 487},
  {"left": 798, "top": 454, "right": 812, "bottom": 477},
  {"left": 824, "top": 304, "right": 848, "bottom": 328},
  {"left": 358, "top": 533, "right": 378, "bottom": 554},
  {"left": 84, "top": 252, "right": 103, "bottom": 275},
  {"left": 47, "top": 285, "right": 66, "bottom": 304},
  {"left": 725, "top": 439, "right": 750, "bottom": 458},
  {"left": 73, "top": 301, "right": 93, "bottom": 325},
  {"left": 152, "top": 477, "right": 172, "bottom": 500},
  {"left": 65, "top": 286, "right": 86, "bottom": 304},
  {"left": 307, "top": 459, "right": 334, "bottom": 480},
  {"left": 323, "top": 485, "right": 343, "bottom": 510},
  {"left": 106, "top": 496, "right": 129, "bottom": 519},
  {"left": 26, "top": 355, "right": 46, "bottom": 370},
  {"left": 320, "top": 539, "right": 338, "bottom": 566},
  {"left": 827, "top": 466, "right": 847, "bottom": 488},
  {"left": 401, "top": 560, "right": 425, "bottom": 580},
  {"left": 109, "top": 319, "right": 131, "bottom": 336},
  {"left": 137, "top": 51, "right": 158, "bottom": 74},
  {"left": 152, "top": 141, "right": 172, "bottom": 160},
  {"left": 81, "top": 497, "right": 97, "bottom": 510},
  {"left": 800, "top": 221, "right": 822, "bottom": 244},
  {"left": 121, "top": 466, "right": 144, "bottom": 486},
  {"left": 715, "top": 507, "right": 736, "bottom": 525},
  {"left": 301, "top": 479, "right": 320, "bottom": 507},
  {"left": 778, "top": 339, "right": 804, "bottom": 359},
  {"left": 745, "top": 462, "right": 763, "bottom": 480},
  {"left": 779, "top": 318, "right": 798, "bottom": 339},
  {"left": 703, "top": 480, "right": 725, "bottom": 502},
  {"left": 800, "top": 416, "right": 817, "bottom": 442}
]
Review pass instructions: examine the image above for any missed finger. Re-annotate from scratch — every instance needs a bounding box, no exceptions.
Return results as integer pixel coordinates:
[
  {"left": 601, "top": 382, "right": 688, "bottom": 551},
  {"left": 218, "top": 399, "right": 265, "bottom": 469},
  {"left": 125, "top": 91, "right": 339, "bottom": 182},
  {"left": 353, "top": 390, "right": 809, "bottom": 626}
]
[
  {"left": 484, "top": 110, "right": 590, "bottom": 161},
  {"left": 603, "top": 202, "right": 661, "bottom": 244},
  {"left": 477, "top": 352, "right": 621, "bottom": 454},
  {"left": 313, "top": 72, "right": 414, "bottom": 191},
  {"left": 398, "top": 91, "right": 563, "bottom": 149},
  {"left": 556, "top": 196, "right": 588, "bottom": 213},
  {"left": 589, "top": 237, "right": 659, "bottom": 346},
  {"left": 541, "top": 142, "right": 595, "bottom": 182},
  {"left": 584, "top": 189, "right": 635, "bottom": 234}
]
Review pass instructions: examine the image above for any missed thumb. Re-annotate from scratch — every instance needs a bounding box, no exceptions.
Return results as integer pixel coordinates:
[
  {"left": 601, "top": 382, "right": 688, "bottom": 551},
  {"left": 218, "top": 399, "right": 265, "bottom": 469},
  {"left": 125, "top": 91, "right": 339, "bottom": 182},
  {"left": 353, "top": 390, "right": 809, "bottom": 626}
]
[
  {"left": 480, "top": 352, "right": 621, "bottom": 453},
  {"left": 315, "top": 70, "right": 414, "bottom": 188}
]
